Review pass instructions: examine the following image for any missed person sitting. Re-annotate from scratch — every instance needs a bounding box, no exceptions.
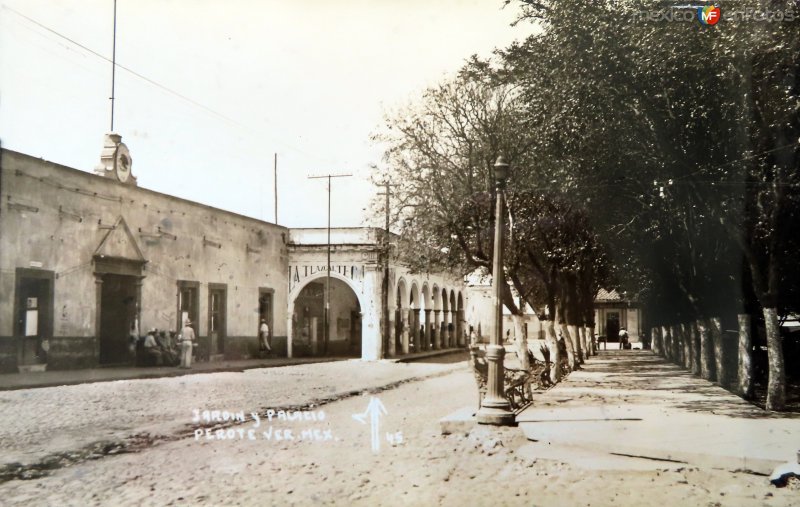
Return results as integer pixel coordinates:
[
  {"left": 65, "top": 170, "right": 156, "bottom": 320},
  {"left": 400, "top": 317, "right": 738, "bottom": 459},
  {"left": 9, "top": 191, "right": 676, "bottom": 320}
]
[
  {"left": 157, "top": 330, "right": 179, "bottom": 366},
  {"left": 142, "top": 329, "right": 163, "bottom": 366},
  {"left": 619, "top": 328, "right": 630, "bottom": 350}
]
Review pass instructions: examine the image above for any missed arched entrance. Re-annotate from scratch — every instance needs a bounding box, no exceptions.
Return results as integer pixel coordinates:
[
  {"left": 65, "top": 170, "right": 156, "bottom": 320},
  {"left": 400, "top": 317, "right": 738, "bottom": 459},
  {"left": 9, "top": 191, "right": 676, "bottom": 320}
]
[{"left": 290, "top": 276, "right": 362, "bottom": 357}]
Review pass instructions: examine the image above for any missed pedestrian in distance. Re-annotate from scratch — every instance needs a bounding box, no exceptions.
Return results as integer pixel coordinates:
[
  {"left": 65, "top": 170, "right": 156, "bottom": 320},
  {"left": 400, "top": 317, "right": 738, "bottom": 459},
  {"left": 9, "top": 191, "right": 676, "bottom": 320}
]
[
  {"left": 259, "top": 319, "right": 272, "bottom": 355},
  {"left": 179, "top": 320, "right": 195, "bottom": 369},
  {"left": 128, "top": 322, "right": 138, "bottom": 360},
  {"left": 469, "top": 326, "right": 478, "bottom": 347},
  {"left": 619, "top": 328, "right": 629, "bottom": 350}
]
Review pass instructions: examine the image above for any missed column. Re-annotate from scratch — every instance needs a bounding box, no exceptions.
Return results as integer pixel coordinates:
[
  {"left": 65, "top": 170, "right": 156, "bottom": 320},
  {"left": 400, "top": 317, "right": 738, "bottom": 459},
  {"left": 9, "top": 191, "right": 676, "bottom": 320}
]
[
  {"left": 388, "top": 308, "right": 396, "bottom": 358},
  {"left": 456, "top": 309, "right": 464, "bottom": 347},
  {"left": 424, "top": 309, "right": 432, "bottom": 351},
  {"left": 433, "top": 310, "right": 441, "bottom": 349},
  {"left": 412, "top": 309, "right": 420, "bottom": 352},
  {"left": 402, "top": 309, "right": 410, "bottom": 354}
]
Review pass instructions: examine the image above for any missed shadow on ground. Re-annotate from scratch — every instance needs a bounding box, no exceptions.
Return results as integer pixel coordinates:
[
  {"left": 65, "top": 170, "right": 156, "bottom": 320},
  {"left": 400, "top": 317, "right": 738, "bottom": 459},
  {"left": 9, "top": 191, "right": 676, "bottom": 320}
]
[{"left": 556, "top": 350, "right": 800, "bottom": 419}]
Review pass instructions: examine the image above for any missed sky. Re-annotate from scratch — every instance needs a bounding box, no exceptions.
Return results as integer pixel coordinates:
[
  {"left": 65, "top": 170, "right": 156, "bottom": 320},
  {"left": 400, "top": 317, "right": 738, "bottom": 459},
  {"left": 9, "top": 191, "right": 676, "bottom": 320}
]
[{"left": 0, "top": 0, "right": 534, "bottom": 229}]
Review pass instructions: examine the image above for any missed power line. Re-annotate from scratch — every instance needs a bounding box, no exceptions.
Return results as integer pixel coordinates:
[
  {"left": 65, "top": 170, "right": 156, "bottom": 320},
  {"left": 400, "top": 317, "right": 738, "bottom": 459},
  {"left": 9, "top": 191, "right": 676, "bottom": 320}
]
[
  {"left": 2, "top": 4, "right": 240, "bottom": 127},
  {"left": 2, "top": 4, "right": 343, "bottom": 165}
]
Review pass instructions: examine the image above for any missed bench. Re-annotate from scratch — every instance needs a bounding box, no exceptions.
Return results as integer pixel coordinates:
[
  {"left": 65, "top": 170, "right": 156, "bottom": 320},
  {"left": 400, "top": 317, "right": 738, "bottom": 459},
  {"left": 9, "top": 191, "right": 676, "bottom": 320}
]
[{"left": 468, "top": 346, "right": 533, "bottom": 411}]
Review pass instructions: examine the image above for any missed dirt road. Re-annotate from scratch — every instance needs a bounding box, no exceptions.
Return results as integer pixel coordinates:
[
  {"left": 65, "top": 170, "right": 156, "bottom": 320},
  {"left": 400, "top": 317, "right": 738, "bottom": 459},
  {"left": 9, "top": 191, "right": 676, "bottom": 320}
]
[{"left": 1, "top": 356, "right": 796, "bottom": 506}]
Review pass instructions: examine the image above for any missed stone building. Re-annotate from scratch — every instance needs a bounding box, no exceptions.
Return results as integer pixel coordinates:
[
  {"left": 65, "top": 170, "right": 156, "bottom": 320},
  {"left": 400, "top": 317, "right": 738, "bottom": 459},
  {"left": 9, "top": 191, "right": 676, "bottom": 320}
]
[
  {"left": 0, "top": 141, "right": 288, "bottom": 372},
  {"left": 594, "top": 288, "right": 643, "bottom": 347},
  {"left": 1, "top": 142, "right": 472, "bottom": 373},
  {"left": 288, "top": 228, "right": 468, "bottom": 361}
]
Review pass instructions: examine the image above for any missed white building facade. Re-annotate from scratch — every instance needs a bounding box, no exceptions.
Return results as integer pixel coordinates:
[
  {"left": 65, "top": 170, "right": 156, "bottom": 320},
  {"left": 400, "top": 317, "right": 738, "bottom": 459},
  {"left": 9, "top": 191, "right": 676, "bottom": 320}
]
[{"left": 288, "top": 228, "right": 468, "bottom": 361}]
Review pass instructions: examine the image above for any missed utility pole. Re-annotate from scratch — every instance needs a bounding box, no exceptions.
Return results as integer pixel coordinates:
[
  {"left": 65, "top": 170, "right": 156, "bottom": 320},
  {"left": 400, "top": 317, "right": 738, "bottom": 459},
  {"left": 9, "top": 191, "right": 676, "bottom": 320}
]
[
  {"left": 308, "top": 173, "right": 352, "bottom": 355},
  {"left": 377, "top": 179, "right": 399, "bottom": 358},
  {"left": 274, "top": 153, "right": 278, "bottom": 224},
  {"left": 110, "top": 0, "right": 118, "bottom": 131}
]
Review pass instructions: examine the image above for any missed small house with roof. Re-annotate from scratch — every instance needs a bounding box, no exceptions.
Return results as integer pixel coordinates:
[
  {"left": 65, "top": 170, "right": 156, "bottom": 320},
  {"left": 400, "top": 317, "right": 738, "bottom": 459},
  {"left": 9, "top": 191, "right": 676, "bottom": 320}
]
[{"left": 594, "top": 288, "right": 644, "bottom": 348}]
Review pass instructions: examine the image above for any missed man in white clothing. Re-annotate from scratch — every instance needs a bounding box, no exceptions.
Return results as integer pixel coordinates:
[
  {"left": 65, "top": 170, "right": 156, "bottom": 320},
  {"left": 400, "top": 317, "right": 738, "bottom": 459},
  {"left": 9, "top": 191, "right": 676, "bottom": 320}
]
[
  {"left": 180, "top": 320, "right": 195, "bottom": 368},
  {"left": 259, "top": 319, "right": 272, "bottom": 353}
]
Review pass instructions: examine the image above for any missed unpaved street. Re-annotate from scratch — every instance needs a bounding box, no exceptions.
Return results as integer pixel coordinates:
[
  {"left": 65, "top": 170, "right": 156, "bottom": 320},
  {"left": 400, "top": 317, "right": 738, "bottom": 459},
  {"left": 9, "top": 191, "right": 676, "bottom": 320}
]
[
  {"left": 0, "top": 358, "right": 465, "bottom": 468},
  {"left": 1, "top": 354, "right": 797, "bottom": 506}
]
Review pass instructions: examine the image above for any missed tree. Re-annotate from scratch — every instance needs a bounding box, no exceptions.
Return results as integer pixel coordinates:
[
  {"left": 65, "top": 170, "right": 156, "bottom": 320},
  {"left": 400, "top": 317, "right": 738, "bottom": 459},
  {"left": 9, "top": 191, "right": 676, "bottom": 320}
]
[
  {"left": 374, "top": 72, "right": 609, "bottom": 381},
  {"left": 503, "top": 0, "right": 800, "bottom": 407}
]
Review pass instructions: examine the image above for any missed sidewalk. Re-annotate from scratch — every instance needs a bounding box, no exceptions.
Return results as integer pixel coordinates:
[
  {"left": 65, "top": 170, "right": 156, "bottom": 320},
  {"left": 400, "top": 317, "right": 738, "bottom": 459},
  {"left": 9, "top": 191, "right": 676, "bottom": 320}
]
[
  {"left": 0, "top": 356, "right": 344, "bottom": 391},
  {"left": 0, "top": 348, "right": 465, "bottom": 391},
  {"left": 516, "top": 350, "right": 800, "bottom": 474}
]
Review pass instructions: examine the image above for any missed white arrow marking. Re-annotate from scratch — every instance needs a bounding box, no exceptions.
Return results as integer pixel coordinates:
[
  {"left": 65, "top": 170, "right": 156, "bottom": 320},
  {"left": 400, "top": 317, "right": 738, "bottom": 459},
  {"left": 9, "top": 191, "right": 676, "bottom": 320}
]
[{"left": 352, "top": 397, "right": 388, "bottom": 452}]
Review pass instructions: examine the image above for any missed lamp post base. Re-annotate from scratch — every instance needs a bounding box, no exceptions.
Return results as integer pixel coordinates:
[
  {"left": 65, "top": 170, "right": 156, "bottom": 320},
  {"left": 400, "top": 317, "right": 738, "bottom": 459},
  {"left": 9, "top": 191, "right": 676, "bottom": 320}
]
[
  {"left": 476, "top": 344, "right": 516, "bottom": 425},
  {"left": 476, "top": 403, "right": 516, "bottom": 425}
]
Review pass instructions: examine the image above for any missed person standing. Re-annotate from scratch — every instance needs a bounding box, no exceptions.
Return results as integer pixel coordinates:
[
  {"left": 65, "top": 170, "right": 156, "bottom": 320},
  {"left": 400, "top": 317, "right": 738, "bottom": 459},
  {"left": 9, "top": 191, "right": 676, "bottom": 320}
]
[
  {"left": 128, "top": 322, "right": 138, "bottom": 362},
  {"left": 259, "top": 319, "right": 272, "bottom": 354},
  {"left": 180, "top": 320, "right": 195, "bottom": 369}
]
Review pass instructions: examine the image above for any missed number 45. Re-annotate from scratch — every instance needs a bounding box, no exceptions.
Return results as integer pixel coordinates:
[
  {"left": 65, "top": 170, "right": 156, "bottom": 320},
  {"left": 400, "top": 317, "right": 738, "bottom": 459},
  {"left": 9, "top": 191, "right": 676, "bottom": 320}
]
[{"left": 386, "top": 431, "right": 403, "bottom": 445}]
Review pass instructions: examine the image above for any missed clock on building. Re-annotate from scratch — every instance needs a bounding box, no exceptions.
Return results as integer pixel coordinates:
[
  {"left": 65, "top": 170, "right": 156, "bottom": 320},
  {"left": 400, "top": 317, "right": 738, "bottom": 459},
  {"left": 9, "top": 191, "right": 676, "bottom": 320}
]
[{"left": 114, "top": 143, "right": 132, "bottom": 183}]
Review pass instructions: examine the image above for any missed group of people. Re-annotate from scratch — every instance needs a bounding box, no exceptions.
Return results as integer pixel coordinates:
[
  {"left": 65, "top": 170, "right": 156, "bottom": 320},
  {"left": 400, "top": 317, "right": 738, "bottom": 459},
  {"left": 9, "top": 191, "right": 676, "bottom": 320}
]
[{"left": 129, "top": 320, "right": 196, "bottom": 368}]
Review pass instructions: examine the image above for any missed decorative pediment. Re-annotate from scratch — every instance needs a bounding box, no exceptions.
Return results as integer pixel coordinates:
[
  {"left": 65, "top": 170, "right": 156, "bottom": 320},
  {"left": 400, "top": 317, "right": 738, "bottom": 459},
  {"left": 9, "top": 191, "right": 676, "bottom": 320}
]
[{"left": 94, "top": 216, "right": 145, "bottom": 263}]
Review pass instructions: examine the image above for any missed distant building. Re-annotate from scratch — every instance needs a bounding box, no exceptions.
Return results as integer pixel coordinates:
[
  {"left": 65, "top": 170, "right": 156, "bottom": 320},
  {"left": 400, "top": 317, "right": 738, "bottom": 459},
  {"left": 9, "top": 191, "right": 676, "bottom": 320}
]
[{"left": 594, "top": 288, "right": 643, "bottom": 347}]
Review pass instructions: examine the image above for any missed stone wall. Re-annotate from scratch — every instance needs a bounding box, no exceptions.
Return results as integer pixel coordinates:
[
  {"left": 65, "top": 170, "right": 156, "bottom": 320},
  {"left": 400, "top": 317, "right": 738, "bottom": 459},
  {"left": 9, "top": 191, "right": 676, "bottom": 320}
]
[{"left": 0, "top": 149, "right": 289, "bottom": 371}]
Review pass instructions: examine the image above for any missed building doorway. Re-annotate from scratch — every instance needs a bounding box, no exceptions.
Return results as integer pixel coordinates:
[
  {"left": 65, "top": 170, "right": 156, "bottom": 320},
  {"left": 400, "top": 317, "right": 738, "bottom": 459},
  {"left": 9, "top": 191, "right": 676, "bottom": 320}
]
[
  {"left": 99, "top": 274, "right": 138, "bottom": 365},
  {"left": 177, "top": 281, "right": 199, "bottom": 330},
  {"left": 208, "top": 285, "right": 226, "bottom": 356},
  {"left": 258, "top": 289, "right": 274, "bottom": 352},
  {"left": 291, "top": 277, "right": 361, "bottom": 357},
  {"left": 606, "top": 312, "right": 620, "bottom": 348},
  {"left": 14, "top": 269, "right": 54, "bottom": 368}
]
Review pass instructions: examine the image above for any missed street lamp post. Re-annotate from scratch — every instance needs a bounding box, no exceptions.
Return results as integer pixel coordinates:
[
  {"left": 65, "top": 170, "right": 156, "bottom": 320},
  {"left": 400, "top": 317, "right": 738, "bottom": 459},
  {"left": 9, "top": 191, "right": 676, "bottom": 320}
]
[{"left": 476, "top": 156, "right": 515, "bottom": 426}]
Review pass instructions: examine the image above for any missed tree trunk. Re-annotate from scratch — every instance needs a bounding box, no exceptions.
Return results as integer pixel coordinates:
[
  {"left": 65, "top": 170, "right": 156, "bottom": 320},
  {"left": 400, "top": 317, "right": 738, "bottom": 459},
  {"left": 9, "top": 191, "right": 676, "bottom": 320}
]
[
  {"left": 544, "top": 319, "right": 561, "bottom": 383},
  {"left": 672, "top": 324, "right": 683, "bottom": 366},
  {"left": 737, "top": 314, "right": 754, "bottom": 400},
  {"left": 512, "top": 314, "right": 529, "bottom": 370},
  {"left": 569, "top": 324, "right": 583, "bottom": 364},
  {"left": 698, "top": 318, "right": 715, "bottom": 381},
  {"left": 764, "top": 307, "right": 785, "bottom": 411},
  {"left": 670, "top": 325, "right": 680, "bottom": 365},
  {"left": 652, "top": 326, "right": 661, "bottom": 356},
  {"left": 690, "top": 321, "right": 701, "bottom": 376},
  {"left": 710, "top": 317, "right": 725, "bottom": 386},
  {"left": 662, "top": 326, "right": 672, "bottom": 361},
  {"left": 682, "top": 323, "right": 692, "bottom": 370},
  {"left": 584, "top": 325, "right": 593, "bottom": 357},
  {"left": 561, "top": 323, "right": 576, "bottom": 371}
]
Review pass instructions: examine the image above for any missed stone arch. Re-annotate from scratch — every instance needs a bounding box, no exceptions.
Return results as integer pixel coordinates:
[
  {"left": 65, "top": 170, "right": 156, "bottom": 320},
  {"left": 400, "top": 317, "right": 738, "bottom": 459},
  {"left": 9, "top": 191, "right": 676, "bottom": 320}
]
[
  {"left": 287, "top": 272, "right": 366, "bottom": 359},
  {"left": 421, "top": 283, "right": 431, "bottom": 311},
  {"left": 396, "top": 277, "right": 408, "bottom": 309}
]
